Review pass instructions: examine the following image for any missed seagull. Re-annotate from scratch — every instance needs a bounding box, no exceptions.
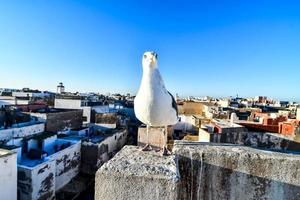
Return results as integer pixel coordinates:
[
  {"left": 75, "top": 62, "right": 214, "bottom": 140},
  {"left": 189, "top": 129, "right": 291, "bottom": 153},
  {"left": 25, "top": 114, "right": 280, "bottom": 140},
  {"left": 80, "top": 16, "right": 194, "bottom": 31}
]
[{"left": 134, "top": 51, "right": 178, "bottom": 155}]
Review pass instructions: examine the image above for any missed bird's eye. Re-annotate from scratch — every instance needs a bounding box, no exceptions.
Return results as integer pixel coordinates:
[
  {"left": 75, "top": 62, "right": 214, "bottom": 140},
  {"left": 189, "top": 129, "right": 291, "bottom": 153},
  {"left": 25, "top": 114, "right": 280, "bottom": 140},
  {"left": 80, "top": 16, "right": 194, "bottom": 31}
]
[{"left": 144, "top": 54, "right": 147, "bottom": 59}]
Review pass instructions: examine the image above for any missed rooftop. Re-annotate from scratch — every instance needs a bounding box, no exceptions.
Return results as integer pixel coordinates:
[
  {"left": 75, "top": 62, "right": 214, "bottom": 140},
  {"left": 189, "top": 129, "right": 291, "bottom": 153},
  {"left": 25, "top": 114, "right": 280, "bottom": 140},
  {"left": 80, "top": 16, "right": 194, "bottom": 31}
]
[{"left": 213, "top": 119, "right": 244, "bottom": 128}]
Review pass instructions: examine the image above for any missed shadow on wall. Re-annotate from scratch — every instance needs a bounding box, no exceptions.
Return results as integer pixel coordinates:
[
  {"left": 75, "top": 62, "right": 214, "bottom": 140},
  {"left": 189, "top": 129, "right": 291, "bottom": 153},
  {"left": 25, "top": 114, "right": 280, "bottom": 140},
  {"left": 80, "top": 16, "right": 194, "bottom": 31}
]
[{"left": 177, "top": 155, "right": 300, "bottom": 200}]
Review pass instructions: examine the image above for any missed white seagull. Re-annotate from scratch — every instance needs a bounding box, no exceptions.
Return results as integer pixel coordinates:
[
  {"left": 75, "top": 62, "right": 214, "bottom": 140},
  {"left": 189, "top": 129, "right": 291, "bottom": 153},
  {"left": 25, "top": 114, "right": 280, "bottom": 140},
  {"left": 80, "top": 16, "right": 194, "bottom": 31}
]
[{"left": 134, "top": 51, "right": 178, "bottom": 155}]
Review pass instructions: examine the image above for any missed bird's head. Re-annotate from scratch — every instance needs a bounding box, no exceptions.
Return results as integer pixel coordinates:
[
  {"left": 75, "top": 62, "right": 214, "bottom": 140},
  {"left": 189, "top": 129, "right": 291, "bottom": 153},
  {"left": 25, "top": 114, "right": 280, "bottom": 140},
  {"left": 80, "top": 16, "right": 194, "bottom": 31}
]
[{"left": 142, "top": 51, "right": 158, "bottom": 70}]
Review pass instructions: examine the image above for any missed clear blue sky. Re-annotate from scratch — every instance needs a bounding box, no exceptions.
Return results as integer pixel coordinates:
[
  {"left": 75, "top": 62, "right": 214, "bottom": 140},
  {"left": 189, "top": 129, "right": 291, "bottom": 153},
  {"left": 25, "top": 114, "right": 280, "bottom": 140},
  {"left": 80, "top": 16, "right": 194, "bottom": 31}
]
[{"left": 0, "top": 1, "right": 299, "bottom": 101}]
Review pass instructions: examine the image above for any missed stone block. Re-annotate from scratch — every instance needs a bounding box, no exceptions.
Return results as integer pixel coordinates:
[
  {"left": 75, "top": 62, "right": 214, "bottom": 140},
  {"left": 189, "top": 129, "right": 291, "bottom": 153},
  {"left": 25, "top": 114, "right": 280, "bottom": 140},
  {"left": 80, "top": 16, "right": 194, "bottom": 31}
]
[
  {"left": 138, "top": 126, "right": 173, "bottom": 149},
  {"left": 95, "top": 145, "right": 179, "bottom": 200}
]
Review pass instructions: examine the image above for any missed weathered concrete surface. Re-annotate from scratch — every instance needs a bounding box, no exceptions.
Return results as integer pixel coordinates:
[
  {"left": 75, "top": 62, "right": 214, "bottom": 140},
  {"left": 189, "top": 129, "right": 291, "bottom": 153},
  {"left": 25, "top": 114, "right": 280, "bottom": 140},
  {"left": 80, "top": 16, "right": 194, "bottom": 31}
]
[
  {"left": 95, "top": 145, "right": 179, "bottom": 200},
  {"left": 211, "top": 131, "right": 300, "bottom": 152},
  {"left": 81, "top": 128, "right": 127, "bottom": 175},
  {"left": 18, "top": 160, "right": 56, "bottom": 200},
  {"left": 174, "top": 141, "right": 300, "bottom": 200}
]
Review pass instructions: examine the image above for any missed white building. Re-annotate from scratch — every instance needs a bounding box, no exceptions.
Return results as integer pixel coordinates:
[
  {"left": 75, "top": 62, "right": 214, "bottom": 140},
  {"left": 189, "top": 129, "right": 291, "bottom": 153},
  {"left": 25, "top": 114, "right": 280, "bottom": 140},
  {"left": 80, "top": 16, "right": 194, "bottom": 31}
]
[
  {"left": 81, "top": 128, "right": 128, "bottom": 174},
  {"left": 0, "top": 96, "right": 31, "bottom": 106},
  {"left": 217, "top": 99, "right": 230, "bottom": 108},
  {"left": 0, "top": 122, "right": 45, "bottom": 143},
  {"left": 17, "top": 134, "right": 81, "bottom": 200},
  {"left": 198, "top": 128, "right": 211, "bottom": 142},
  {"left": 174, "top": 115, "right": 201, "bottom": 133},
  {"left": 297, "top": 108, "right": 300, "bottom": 121},
  {"left": 54, "top": 95, "right": 109, "bottom": 123},
  {"left": 0, "top": 149, "right": 17, "bottom": 200}
]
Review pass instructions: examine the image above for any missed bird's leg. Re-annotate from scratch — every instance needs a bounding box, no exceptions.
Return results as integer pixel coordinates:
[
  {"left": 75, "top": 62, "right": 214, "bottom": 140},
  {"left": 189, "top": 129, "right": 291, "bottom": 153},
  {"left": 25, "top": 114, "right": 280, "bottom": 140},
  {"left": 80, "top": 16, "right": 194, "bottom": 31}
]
[
  {"left": 142, "top": 125, "right": 152, "bottom": 151},
  {"left": 161, "top": 126, "right": 171, "bottom": 156}
]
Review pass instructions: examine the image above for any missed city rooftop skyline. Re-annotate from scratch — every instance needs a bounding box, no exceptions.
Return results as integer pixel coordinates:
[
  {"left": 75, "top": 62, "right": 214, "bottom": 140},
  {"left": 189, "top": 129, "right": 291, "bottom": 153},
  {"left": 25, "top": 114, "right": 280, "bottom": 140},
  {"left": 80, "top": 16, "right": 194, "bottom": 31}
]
[{"left": 1, "top": 1, "right": 300, "bottom": 101}]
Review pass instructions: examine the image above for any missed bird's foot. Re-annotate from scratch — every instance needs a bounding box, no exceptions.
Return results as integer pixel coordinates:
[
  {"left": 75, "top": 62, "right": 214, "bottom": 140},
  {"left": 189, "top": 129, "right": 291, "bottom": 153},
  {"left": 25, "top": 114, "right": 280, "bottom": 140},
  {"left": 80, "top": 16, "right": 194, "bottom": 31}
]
[
  {"left": 160, "top": 146, "right": 172, "bottom": 156},
  {"left": 141, "top": 144, "right": 152, "bottom": 151}
]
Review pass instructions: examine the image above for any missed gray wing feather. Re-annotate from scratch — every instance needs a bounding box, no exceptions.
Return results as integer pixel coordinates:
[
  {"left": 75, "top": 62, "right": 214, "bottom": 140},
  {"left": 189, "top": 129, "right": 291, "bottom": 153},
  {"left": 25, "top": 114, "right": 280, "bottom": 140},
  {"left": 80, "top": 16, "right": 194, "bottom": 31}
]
[{"left": 167, "top": 91, "right": 178, "bottom": 116}]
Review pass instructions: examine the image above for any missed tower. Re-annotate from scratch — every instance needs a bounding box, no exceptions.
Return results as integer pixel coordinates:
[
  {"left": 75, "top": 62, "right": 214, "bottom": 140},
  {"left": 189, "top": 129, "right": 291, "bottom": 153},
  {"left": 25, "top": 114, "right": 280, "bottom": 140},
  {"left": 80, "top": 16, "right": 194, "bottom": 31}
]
[{"left": 57, "top": 82, "right": 65, "bottom": 94}]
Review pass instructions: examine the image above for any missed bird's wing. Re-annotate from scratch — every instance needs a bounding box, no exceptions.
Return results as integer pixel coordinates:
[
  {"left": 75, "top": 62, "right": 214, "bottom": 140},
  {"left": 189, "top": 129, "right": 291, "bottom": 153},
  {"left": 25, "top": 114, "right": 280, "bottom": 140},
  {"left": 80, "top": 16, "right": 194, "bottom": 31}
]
[
  {"left": 167, "top": 91, "right": 178, "bottom": 116},
  {"left": 155, "top": 70, "right": 167, "bottom": 92}
]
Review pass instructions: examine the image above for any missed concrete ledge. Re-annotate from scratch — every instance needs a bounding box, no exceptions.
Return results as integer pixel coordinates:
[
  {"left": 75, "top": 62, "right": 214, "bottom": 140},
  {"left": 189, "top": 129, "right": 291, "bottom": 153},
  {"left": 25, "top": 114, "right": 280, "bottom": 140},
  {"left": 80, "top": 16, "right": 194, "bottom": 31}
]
[
  {"left": 95, "top": 145, "right": 179, "bottom": 200},
  {"left": 94, "top": 142, "right": 300, "bottom": 200},
  {"left": 174, "top": 141, "right": 300, "bottom": 200}
]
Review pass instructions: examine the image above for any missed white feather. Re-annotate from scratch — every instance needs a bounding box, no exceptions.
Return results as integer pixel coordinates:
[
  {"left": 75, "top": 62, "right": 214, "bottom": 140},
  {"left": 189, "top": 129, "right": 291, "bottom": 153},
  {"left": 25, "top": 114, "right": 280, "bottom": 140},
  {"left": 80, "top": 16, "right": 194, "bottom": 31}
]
[{"left": 134, "top": 52, "right": 177, "bottom": 127}]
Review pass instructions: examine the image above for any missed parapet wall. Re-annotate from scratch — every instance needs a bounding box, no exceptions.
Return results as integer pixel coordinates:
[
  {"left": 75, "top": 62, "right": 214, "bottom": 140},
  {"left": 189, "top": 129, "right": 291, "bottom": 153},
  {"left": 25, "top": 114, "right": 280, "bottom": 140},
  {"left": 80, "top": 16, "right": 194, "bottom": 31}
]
[
  {"left": 95, "top": 142, "right": 300, "bottom": 200},
  {"left": 174, "top": 141, "right": 300, "bottom": 200}
]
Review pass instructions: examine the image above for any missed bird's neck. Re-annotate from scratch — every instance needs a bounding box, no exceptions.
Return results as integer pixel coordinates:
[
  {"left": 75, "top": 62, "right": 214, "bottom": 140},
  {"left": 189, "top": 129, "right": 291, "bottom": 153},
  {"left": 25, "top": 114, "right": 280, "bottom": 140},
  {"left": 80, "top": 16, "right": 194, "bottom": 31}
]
[{"left": 141, "top": 68, "right": 158, "bottom": 85}]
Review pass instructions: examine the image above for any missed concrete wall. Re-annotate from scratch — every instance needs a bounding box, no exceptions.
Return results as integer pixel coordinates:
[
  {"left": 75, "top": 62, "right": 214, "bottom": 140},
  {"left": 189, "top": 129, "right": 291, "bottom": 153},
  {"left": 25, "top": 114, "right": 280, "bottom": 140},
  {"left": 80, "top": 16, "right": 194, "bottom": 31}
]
[
  {"left": 174, "top": 115, "right": 199, "bottom": 133},
  {"left": 212, "top": 131, "right": 300, "bottom": 152},
  {"left": 198, "top": 128, "right": 210, "bottom": 142},
  {"left": 95, "top": 146, "right": 179, "bottom": 200},
  {"left": 18, "top": 159, "right": 56, "bottom": 200},
  {"left": 0, "top": 123, "right": 45, "bottom": 142},
  {"left": 92, "top": 105, "right": 109, "bottom": 114},
  {"left": 0, "top": 149, "right": 17, "bottom": 200},
  {"left": 18, "top": 139, "right": 80, "bottom": 199},
  {"left": 174, "top": 141, "right": 300, "bottom": 200},
  {"left": 48, "top": 139, "right": 81, "bottom": 191},
  {"left": 81, "top": 129, "right": 127, "bottom": 174},
  {"left": 0, "top": 97, "right": 30, "bottom": 106},
  {"left": 54, "top": 99, "right": 82, "bottom": 109},
  {"left": 42, "top": 135, "right": 57, "bottom": 155},
  {"left": 45, "top": 110, "right": 83, "bottom": 132},
  {"left": 95, "top": 123, "right": 117, "bottom": 129},
  {"left": 95, "top": 142, "right": 300, "bottom": 200},
  {"left": 30, "top": 110, "right": 83, "bottom": 132}
]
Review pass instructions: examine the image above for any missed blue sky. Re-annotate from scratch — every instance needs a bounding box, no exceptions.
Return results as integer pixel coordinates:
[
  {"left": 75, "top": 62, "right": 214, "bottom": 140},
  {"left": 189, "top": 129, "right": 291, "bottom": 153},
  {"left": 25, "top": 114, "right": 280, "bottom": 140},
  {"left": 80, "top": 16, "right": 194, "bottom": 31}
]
[{"left": 0, "top": 1, "right": 299, "bottom": 101}]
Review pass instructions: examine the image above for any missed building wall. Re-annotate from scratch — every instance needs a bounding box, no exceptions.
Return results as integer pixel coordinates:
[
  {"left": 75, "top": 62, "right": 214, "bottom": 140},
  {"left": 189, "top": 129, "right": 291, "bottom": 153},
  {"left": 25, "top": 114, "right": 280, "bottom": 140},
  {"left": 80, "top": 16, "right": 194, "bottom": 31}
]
[
  {"left": 45, "top": 110, "right": 83, "bottom": 132},
  {"left": 95, "top": 123, "right": 117, "bottom": 129},
  {"left": 174, "top": 115, "right": 199, "bottom": 133},
  {"left": 18, "top": 159, "right": 56, "bottom": 200},
  {"left": 92, "top": 105, "right": 109, "bottom": 114},
  {"left": 177, "top": 102, "right": 204, "bottom": 115},
  {"left": 0, "top": 123, "right": 45, "bottom": 142},
  {"left": 28, "top": 113, "right": 47, "bottom": 122},
  {"left": 47, "top": 139, "right": 81, "bottom": 191},
  {"left": 28, "top": 139, "right": 38, "bottom": 151},
  {"left": 0, "top": 150, "right": 17, "bottom": 200},
  {"left": 0, "top": 97, "right": 30, "bottom": 106},
  {"left": 297, "top": 108, "right": 300, "bottom": 121},
  {"left": 13, "top": 123, "right": 45, "bottom": 138},
  {"left": 82, "top": 106, "right": 92, "bottom": 123},
  {"left": 42, "top": 135, "right": 57, "bottom": 155},
  {"left": 81, "top": 129, "right": 128, "bottom": 174},
  {"left": 174, "top": 142, "right": 300, "bottom": 200},
  {"left": 279, "top": 123, "right": 296, "bottom": 135},
  {"left": 18, "top": 139, "right": 81, "bottom": 199},
  {"left": 198, "top": 128, "right": 210, "bottom": 142},
  {"left": 16, "top": 104, "right": 47, "bottom": 112},
  {"left": 54, "top": 99, "right": 82, "bottom": 109}
]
